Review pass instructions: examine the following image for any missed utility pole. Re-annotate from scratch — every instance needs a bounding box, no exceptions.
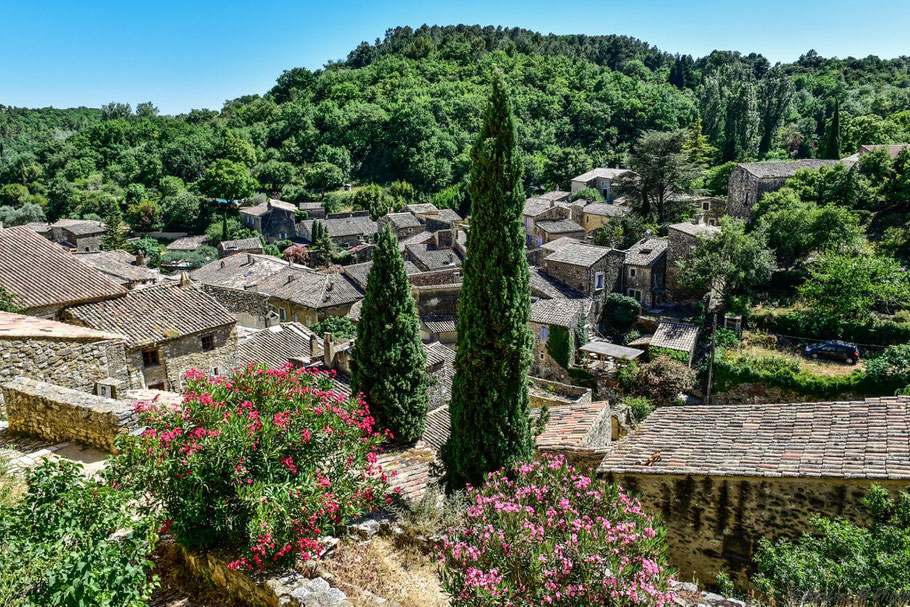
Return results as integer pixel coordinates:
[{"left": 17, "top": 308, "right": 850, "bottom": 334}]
[{"left": 705, "top": 311, "right": 717, "bottom": 405}]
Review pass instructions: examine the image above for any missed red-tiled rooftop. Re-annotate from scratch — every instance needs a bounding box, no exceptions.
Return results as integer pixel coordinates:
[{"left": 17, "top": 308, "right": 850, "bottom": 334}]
[
  {"left": 0, "top": 311, "right": 124, "bottom": 341},
  {"left": 535, "top": 401, "right": 610, "bottom": 449},
  {"left": 598, "top": 397, "right": 910, "bottom": 480}
]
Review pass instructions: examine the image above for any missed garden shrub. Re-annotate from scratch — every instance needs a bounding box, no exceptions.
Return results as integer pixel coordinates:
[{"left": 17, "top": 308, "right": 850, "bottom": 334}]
[
  {"left": 713, "top": 328, "right": 740, "bottom": 350},
  {"left": 753, "top": 485, "right": 910, "bottom": 603},
  {"left": 750, "top": 307, "right": 910, "bottom": 346},
  {"left": 602, "top": 293, "right": 641, "bottom": 333},
  {"left": 624, "top": 396, "right": 655, "bottom": 422},
  {"left": 865, "top": 343, "right": 910, "bottom": 389},
  {"left": 311, "top": 315, "right": 358, "bottom": 340},
  {"left": 0, "top": 459, "right": 158, "bottom": 606},
  {"left": 437, "top": 455, "right": 674, "bottom": 606},
  {"left": 648, "top": 346, "right": 691, "bottom": 365},
  {"left": 633, "top": 356, "right": 695, "bottom": 405},
  {"left": 546, "top": 325, "right": 571, "bottom": 369},
  {"left": 616, "top": 358, "right": 638, "bottom": 392},
  {"left": 111, "top": 365, "right": 390, "bottom": 571}
]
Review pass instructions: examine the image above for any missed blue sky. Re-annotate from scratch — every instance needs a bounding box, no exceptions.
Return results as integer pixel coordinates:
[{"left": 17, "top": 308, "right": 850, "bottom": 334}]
[{"left": 3, "top": 0, "right": 908, "bottom": 114}]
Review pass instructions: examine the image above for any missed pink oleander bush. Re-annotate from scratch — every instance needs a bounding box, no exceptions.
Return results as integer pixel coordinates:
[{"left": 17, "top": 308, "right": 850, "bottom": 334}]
[
  {"left": 437, "top": 455, "right": 674, "bottom": 606},
  {"left": 108, "top": 364, "right": 391, "bottom": 571}
]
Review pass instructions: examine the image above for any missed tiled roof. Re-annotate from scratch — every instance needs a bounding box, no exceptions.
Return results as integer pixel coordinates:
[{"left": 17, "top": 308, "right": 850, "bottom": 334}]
[
  {"left": 650, "top": 322, "right": 699, "bottom": 354},
  {"left": 422, "top": 406, "right": 451, "bottom": 452},
  {"left": 425, "top": 341, "right": 456, "bottom": 365},
  {"left": 384, "top": 212, "right": 423, "bottom": 229},
  {"left": 573, "top": 168, "right": 631, "bottom": 182},
  {"left": 0, "top": 226, "right": 125, "bottom": 310},
  {"left": 0, "top": 311, "right": 124, "bottom": 340},
  {"left": 343, "top": 260, "right": 420, "bottom": 290},
  {"left": 237, "top": 323, "right": 315, "bottom": 368},
  {"left": 598, "top": 396, "right": 910, "bottom": 480},
  {"left": 192, "top": 255, "right": 364, "bottom": 310},
  {"left": 239, "top": 199, "right": 297, "bottom": 217},
  {"left": 544, "top": 243, "right": 611, "bottom": 267},
  {"left": 405, "top": 244, "right": 462, "bottom": 271},
  {"left": 397, "top": 230, "right": 434, "bottom": 250},
  {"left": 534, "top": 401, "right": 610, "bottom": 449},
  {"left": 437, "top": 208, "right": 463, "bottom": 223},
  {"left": 529, "top": 267, "right": 589, "bottom": 301},
  {"left": 530, "top": 298, "right": 584, "bottom": 328},
  {"left": 300, "top": 216, "right": 377, "bottom": 239},
  {"left": 62, "top": 284, "right": 236, "bottom": 349},
  {"left": 166, "top": 235, "right": 210, "bottom": 251},
  {"left": 583, "top": 202, "right": 628, "bottom": 217},
  {"left": 523, "top": 197, "right": 554, "bottom": 217},
  {"left": 668, "top": 220, "right": 720, "bottom": 238},
  {"left": 219, "top": 237, "right": 262, "bottom": 252},
  {"left": 540, "top": 236, "right": 582, "bottom": 252},
  {"left": 537, "top": 219, "right": 585, "bottom": 235},
  {"left": 51, "top": 219, "right": 106, "bottom": 236},
  {"left": 345, "top": 300, "right": 362, "bottom": 322},
  {"left": 538, "top": 190, "right": 571, "bottom": 202},
  {"left": 738, "top": 159, "right": 850, "bottom": 179},
  {"left": 379, "top": 444, "right": 438, "bottom": 500},
  {"left": 402, "top": 203, "right": 439, "bottom": 215},
  {"left": 624, "top": 237, "right": 667, "bottom": 266},
  {"left": 74, "top": 251, "right": 159, "bottom": 284},
  {"left": 579, "top": 341, "right": 644, "bottom": 360},
  {"left": 421, "top": 315, "right": 457, "bottom": 333}
]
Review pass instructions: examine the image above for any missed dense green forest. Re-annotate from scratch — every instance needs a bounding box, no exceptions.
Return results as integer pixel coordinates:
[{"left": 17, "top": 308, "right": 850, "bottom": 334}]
[{"left": 2, "top": 24, "right": 910, "bottom": 236}]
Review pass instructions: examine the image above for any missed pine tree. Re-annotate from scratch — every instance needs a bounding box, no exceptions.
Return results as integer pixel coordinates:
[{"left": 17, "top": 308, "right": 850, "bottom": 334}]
[
  {"left": 101, "top": 207, "right": 127, "bottom": 250},
  {"left": 351, "top": 225, "right": 429, "bottom": 444},
  {"left": 684, "top": 116, "right": 716, "bottom": 167},
  {"left": 821, "top": 98, "right": 841, "bottom": 160},
  {"left": 309, "top": 220, "right": 335, "bottom": 266},
  {"left": 442, "top": 71, "right": 534, "bottom": 491}
]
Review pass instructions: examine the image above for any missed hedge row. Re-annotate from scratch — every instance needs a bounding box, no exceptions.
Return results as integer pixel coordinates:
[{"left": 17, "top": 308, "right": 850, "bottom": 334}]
[{"left": 750, "top": 308, "right": 910, "bottom": 346}]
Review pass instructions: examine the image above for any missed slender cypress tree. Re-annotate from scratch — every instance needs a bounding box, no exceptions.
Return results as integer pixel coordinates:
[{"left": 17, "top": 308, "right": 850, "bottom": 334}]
[
  {"left": 442, "top": 71, "right": 533, "bottom": 490},
  {"left": 351, "top": 225, "right": 429, "bottom": 444},
  {"left": 822, "top": 98, "right": 841, "bottom": 160}
]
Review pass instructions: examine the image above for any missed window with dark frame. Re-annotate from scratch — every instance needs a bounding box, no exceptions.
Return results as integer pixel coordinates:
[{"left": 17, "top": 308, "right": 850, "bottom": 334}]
[
  {"left": 142, "top": 349, "right": 160, "bottom": 367},
  {"left": 201, "top": 334, "right": 215, "bottom": 352}
]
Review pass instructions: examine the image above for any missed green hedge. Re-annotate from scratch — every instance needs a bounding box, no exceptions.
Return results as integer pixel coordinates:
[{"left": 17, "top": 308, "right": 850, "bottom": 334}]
[
  {"left": 648, "top": 346, "right": 690, "bottom": 365},
  {"left": 750, "top": 308, "right": 910, "bottom": 346},
  {"left": 712, "top": 350, "right": 903, "bottom": 398}
]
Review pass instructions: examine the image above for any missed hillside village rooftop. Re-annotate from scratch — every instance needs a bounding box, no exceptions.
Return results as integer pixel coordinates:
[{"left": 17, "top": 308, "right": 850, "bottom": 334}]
[{"left": 598, "top": 396, "right": 910, "bottom": 479}]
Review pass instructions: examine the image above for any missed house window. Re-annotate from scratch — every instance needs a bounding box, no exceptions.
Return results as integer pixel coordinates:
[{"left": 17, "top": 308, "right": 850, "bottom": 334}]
[
  {"left": 201, "top": 334, "right": 215, "bottom": 352},
  {"left": 540, "top": 352, "right": 545, "bottom": 360},
  {"left": 537, "top": 237, "right": 543, "bottom": 247},
  {"left": 708, "top": 218, "right": 716, "bottom": 226},
  {"left": 293, "top": 313, "right": 299, "bottom": 322},
  {"left": 525, "top": 217, "right": 530, "bottom": 228},
  {"left": 629, "top": 268, "right": 637, "bottom": 278},
  {"left": 628, "top": 289, "right": 642, "bottom": 303},
  {"left": 595, "top": 272, "right": 604, "bottom": 290},
  {"left": 305, "top": 315, "right": 312, "bottom": 326},
  {"left": 278, "top": 308, "right": 287, "bottom": 321},
  {"left": 526, "top": 234, "right": 532, "bottom": 245},
  {"left": 585, "top": 217, "right": 590, "bottom": 224},
  {"left": 539, "top": 326, "right": 549, "bottom": 340},
  {"left": 702, "top": 201, "right": 711, "bottom": 211},
  {"left": 142, "top": 349, "right": 160, "bottom": 368}
]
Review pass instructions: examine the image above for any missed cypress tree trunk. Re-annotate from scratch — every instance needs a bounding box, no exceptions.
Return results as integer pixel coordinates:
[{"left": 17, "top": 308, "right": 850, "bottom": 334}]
[
  {"left": 822, "top": 98, "right": 841, "bottom": 160},
  {"left": 351, "top": 225, "right": 429, "bottom": 444},
  {"left": 442, "top": 71, "right": 534, "bottom": 490}
]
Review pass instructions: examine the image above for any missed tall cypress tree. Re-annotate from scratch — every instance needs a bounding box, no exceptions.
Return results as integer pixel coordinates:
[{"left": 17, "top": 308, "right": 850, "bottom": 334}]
[
  {"left": 351, "top": 225, "right": 429, "bottom": 444},
  {"left": 822, "top": 98, "right": 841, "bottom": 160},
  {"left": 442, "top": 71, "right": 533, "bottom": 490}
]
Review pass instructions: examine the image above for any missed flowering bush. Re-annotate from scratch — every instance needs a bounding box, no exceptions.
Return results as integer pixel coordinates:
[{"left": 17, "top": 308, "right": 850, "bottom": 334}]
[
  {"left": 110, "top": 365, "right": 390, "bottom": 571},
  {"left": 438, "top": 455, "right": 673, "bottom": 606}
]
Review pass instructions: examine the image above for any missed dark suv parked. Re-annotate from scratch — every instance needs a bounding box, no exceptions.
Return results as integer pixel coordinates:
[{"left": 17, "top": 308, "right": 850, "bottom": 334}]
[{"left": 804, "top": 341, "right": 859, "bottom": 364}]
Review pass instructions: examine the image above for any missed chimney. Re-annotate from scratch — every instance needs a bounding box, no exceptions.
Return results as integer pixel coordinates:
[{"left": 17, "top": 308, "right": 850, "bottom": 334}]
[
  {"left": 286, "top": 274, "right": 294, "bottom": 285},
  {"left": 265, "top": 312, "right": 279, "bottom": 328},
  {"left": 178, "top": 271, "right": 192, "bottom": 287},
  {"left": 309, "top": 332, "right": 320, "bottom": 358},
  {"left": 323, "top": 333, "right": 335, "bottom": 369},
  {"left": 220, "top": 260, "right": 226, "bottom": 269},
  {"left": 136, "top": 251, "right": 147, "bottom": 266},
  {"left": 247, "top": 254, "right": 254, "bottom": 265},
  {"left": 693, "top": 214, "right": 704, "bottom": 225}
]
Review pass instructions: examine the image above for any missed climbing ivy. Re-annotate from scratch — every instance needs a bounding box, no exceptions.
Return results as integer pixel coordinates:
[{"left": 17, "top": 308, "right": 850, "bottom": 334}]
[{"left": 546, "top": 325, "right": 572, "bottom": 369}]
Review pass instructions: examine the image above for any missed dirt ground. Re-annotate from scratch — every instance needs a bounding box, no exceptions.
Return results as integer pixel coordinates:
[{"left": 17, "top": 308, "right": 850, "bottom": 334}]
[{"left": 318, "top": 536, "right": 449, "bottom": 607}]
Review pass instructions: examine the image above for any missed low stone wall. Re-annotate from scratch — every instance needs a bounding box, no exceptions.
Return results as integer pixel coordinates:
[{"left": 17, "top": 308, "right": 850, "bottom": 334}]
[
  {"left": 1, "top": 376, "right": 137, "bottom": 453},
  {"left": 174, "top": 542, "right": 351, "bottom": 607},
  {"left": 529, "top": 376, "right": 592, "bottom": 408}
]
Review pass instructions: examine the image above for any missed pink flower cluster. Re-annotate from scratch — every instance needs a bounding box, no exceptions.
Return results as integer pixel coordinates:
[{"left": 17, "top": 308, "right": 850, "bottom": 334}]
[
  {"left": 118, "top": 363, "right": 390, "bottom": 571},
  {"left": 437, "top": 455, "right": 674, "bottom": 606}
]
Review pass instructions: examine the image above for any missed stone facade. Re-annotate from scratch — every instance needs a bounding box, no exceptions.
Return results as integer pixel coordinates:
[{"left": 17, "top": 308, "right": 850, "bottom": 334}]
[
  {"left": 0, "top": 335, "right": 129, "bottom": 395},
  {"left": 600, "top": 471, "right": 910, "bottom": 588},
  {"left": 2, "top": 376, "right": 137, "bottom": 452},
  {"left": 666, "top": 220, "right": 720, "bottom": 302},
  {"left": 623, "top": 257, "right": 665, "bottom": 309},
  {"left": 199, "top": 284, "right": 274, "bottom": 328},
  {"left": 524, "top": 204, "right": 572, "bottom": 247},
  {"left": 726, "top": 160, "right": 848, "bottom": 221},
  {"left": 544, "top": 249, "right": 623, "bottom": 318},
  {"left": 130, "top": 324, "right": 238, "bottom": 390}
]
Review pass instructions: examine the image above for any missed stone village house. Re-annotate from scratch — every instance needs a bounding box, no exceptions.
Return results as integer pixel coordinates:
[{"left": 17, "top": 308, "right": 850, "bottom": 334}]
[
  {"left": 598, "top": 397, "right": 910, "bottom": 588},
  {"left": 665, "top": 217, "right": 720, "bottom": 302},
  {"left": 529, "top": 298, "right": 589, "bottom": 380},
  {"left": 48, "top": 219, "right": 108, "bottom": 251},
  {"left": 239, "top": 198, "right": 298, "bottom": 242},
  {"left": 570, "top": 168, "right": 632, "bottom": 203},
  {"left": 523, "top": 198, "right": 574, "bottom": 248},
  {"left": 0, "top": 225, "right": 126, "bottom": 318},
  {"left": 191, "top": 253, "right": 363, "bottom": 329},
  {"left": 542, "top": 243, "right": 623, "bottom": 317},
  {"left": 217, "top": 237, "right": 263, "bottom": 258},
  {"left": 61, "top": 282, "right": 239, "bottom": 391},
  {"left": 726, "top": 159, "right": 849, "bottom": 221},
  {"left": 622, "top": 237, "right": 667, "bottom": 309},
  {"left": 298, "top": 212, "right": 378, "bottom": 248}
]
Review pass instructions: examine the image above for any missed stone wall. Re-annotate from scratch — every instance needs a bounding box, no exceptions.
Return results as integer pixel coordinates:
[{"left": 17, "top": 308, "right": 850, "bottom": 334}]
[
  {"left": 529, "top": 376, "right": 593, "bottom": 408},
  {"left": 727, "top": 168, "right": 789, "bottom": 221},
  {"left": 173, "top": 541, "right": 351, "bottom": 607},
  {"left": 624, "top": 255, "right": 665, "bottom": 309},
  {"left": 199, "top": 284, "right": 273, "bottom": 328},
  {"left": 2, "top": 376, "right": 137, "bottom": 452},
  {"left": 130, "top": 324, "right": 239, "bottom": 390},
  {"left": 413, "top": 284, "right": 460, "bottom": 317},
  {"left": 599, "top": 471, "right": 910, "bottom": 589},
  {"left": 0, "top": 335, "right": 129, "bottom": 396},
  {"left": 666, "top": 230, "right": 697, "bottom": 302}
]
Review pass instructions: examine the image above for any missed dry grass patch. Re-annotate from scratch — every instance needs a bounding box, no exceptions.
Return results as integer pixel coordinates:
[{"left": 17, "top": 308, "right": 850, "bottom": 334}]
[
  {"left": 149, "top": 541, "right": 245, "bottom": 607},
  {"left": 740, "top": 333, "right": 864, "bottom": 378},
  {"left": 319, "top": 536, "right": 449, "bottom": 607}
]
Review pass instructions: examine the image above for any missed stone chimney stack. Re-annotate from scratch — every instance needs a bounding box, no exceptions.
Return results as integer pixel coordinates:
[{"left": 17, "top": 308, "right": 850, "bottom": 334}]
[
  {"left": 178, "top": 271, "right": 192, "bottom": 287},
  {"left": 135, "top": 251, "right": 147, "bottom": 266},
  {"left": 693, "top": 214, "right": 705, "bottom": 225},
  {"left": 323, "top": 333, "right": 335, "bottom": 369},
  {"left": 309, "top": 332, "right": 320, "bottom": 358}
]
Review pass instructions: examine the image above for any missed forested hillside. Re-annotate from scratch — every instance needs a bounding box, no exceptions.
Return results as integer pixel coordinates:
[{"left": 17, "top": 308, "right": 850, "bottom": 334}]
[{"left": 1, "top": 24, "right": 909, "bottom": 235}]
